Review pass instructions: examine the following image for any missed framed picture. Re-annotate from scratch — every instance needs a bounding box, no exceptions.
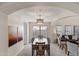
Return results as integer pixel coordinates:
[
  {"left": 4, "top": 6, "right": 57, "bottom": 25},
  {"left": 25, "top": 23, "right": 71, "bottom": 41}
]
[
  {"left": 8, "top": 26, "right": 23, "bottom": 47},
  {"left": 8, "top": 26, "right": 18, "bottom": 47},
  {"left": 18, "top": 26, "right": 23, "bottom": 42}
]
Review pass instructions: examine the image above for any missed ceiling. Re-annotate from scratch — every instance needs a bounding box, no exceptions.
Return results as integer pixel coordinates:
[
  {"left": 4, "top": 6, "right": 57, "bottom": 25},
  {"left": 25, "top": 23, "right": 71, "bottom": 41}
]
[{"left": 0, "top": 2, "right": 79, "bottom": 15}]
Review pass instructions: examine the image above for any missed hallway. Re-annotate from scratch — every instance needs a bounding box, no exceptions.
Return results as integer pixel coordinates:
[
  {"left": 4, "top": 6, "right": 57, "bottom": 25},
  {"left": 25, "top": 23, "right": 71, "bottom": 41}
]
[{"left": 18, "top": 43, "right": 67, "bottom": 56}]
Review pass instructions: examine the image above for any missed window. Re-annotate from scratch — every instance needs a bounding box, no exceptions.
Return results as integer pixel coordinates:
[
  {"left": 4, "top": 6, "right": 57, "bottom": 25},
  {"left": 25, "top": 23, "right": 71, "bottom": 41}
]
[
  {"left": 41, "top": 26, "right": 48, "bottom": 37},
  {"left": 56, "top": 25, "right": 64, "bottom": 35},
  {"left": 33, "top": 26, "right": 40, "bottom": 37},
  {"left": 33, "top": 25, "right": 48, "bottom": 38},
  {"left": 65, "top": 25, "right": 74, "bottom": 35},
  {"left": 74, "top": 26, "right": 79, "bottom": 35}
]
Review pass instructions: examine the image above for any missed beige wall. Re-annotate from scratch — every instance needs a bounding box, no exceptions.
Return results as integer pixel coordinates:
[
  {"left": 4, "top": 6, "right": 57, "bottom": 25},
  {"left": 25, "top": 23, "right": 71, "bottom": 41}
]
[
  {"left": 8, "top": 15, "right": 24, "bottom": 56},
  {"left": 0, "top": 12, "right": 8, "bottom": 55}
]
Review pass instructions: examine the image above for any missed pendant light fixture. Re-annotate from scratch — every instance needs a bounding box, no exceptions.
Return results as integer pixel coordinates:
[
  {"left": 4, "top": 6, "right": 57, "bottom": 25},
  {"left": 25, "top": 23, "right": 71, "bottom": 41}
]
[{"left": 36, "top": 9, "right": 44, "bottom": 25}]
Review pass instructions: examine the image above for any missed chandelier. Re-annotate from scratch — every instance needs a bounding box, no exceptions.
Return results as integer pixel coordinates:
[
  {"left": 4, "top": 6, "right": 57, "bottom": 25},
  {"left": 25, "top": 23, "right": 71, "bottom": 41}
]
[{"left": 36, "top": 9, "right": 44, "bottom": 25}]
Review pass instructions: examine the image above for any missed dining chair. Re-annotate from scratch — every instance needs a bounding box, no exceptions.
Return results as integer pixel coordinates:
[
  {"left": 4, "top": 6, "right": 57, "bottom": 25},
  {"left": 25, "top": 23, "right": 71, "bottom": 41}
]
[{"left": 36, "top": 42, "right": 45, "bottom": 56}]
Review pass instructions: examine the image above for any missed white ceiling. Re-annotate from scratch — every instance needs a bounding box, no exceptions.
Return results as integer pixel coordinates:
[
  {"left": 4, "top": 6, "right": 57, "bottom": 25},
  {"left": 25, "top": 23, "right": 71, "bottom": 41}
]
[
  {"left": 8, "top": 5, "right": 77, "bottom": 25},
  {"left": 12, "top": 6, "right": 77, "bottom": 20},
  {"left": 7, "top": 2, "right": 79, "bottom": 25},
  {"left": 0, "top": 2, "right": 79, "bottom": 15}
]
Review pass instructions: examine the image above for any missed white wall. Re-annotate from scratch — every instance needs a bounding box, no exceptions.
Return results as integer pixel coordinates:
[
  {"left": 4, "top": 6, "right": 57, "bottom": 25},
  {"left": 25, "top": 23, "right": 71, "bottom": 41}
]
[
  {"left": 55, "top": 15, "right": 79, "bottom": 25},
  {"left": 0, "top": 12, "right": 8, "bottom": 56},
  {"left": 24, "top": 22, "right": 27, "bottom": 45},
  {"left": 8, "top": 15, "right": 24, "bottom": 56},
  {"left": 8, "top": 41, "right": 24, "bottom": 56}
]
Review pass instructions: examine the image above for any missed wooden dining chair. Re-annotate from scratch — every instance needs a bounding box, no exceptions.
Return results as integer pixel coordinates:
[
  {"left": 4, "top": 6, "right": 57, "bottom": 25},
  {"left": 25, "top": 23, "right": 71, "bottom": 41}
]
[{"left": 36, "top": 42, "right": 45, "bottom": 56}]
